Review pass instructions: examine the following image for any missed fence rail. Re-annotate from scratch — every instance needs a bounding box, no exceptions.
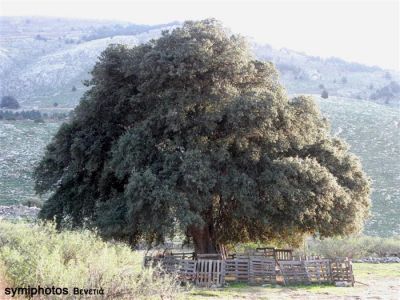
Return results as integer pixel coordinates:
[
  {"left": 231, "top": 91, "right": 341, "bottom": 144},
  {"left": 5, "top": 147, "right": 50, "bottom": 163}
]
[{"left": 144, "top": 255, "right": 354, "bottom": 287}]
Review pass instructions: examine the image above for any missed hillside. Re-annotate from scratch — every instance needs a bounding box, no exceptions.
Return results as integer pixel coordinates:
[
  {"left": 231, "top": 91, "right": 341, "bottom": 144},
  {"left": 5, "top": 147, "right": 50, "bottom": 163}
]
[
  {"left": 0, "top": 96, "right": 399, "bottom": 237},
  {"left": 0, "top": 17, "right": 399, "bottom": 108},
  {"left": 0, "top": 16, "right": 178, "bottom": 107},
  {"left": 0, "top": 120, "right": 59, "bottom": 205},
  {"left": 316, "top": 96, "right": 400, "bottom": 237},
  {"left": 254, "top": 45, "right": 400, "bottom": 105}
]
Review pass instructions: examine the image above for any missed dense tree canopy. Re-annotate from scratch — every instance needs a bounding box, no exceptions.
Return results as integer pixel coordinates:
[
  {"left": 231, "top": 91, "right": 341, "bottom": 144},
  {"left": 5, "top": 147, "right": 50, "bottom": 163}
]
[{"left": 34, "top": 19, "right": 370, "bottom": 253}]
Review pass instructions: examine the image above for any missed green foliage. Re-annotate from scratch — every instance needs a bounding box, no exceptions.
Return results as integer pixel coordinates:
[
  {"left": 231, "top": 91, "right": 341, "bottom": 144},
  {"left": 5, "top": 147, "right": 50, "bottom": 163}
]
[
  {"left": 34, "top": 19, "right": 370, "bottom": 252},
  {"left": 302, "top": 236, "right": 400, "bottom": 258},
  {"left": 370, "top": 81, "right": 400, "bottom": 103},
  {"left": 1, "top": 96, "right": 20, "bottom": 109},
  {"left": 21, "top": 199, "right": 43, "bottom": 208},
  {"left": 0, "top": 221, "right": 181, "bottom": 299}
]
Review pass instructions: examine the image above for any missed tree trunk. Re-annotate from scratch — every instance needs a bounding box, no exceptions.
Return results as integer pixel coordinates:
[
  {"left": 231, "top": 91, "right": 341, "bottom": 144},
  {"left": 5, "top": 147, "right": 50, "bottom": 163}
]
[{"left": 189, "top": 225, "right": 218, "bottom": 254}]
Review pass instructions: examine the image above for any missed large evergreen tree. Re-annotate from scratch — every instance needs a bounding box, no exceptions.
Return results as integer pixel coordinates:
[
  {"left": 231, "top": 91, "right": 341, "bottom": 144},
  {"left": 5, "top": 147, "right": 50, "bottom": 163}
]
[{"left": 34, "top": 20, "right": 370, "bottom": 253}]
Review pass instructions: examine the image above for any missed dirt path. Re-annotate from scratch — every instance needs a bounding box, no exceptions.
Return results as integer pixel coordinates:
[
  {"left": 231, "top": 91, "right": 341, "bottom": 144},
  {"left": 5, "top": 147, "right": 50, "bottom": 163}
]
[{"left": 268, "top": 278, "right": 400, "bottom": 299}]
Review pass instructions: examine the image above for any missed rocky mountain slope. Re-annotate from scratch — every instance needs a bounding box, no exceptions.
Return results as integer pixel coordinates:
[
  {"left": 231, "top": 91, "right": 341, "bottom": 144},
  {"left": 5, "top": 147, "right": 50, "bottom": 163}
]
[
  {"left": 0, "top": 17, "right": 178, "bottom": 107},
  {"left": 0, "top": 16, "right": 399, "bottom": 108}
]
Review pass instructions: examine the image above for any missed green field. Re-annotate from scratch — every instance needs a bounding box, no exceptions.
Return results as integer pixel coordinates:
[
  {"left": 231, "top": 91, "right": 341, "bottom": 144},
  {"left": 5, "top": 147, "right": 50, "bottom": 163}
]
[{"left": 0, "top": 96, "right": 399, "bottom": 237}]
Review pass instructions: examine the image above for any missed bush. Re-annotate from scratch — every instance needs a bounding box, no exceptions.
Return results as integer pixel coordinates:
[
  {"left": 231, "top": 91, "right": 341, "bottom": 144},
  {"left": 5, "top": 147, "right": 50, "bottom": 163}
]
[
  {"left": 34, "top": 118, "right": 45, "bottom": 123},
  {"left": 321, "top": 90, "right": 329, "bottom": 99},
  {"left": 300, "top": 236, "right": 400, "bottom": 259},
  {"left": 1, "top": 96, "right": 20, "bottom": 109},
  {"left": 21, "top": 199, "right": 43, "bottom": 208},
  {"left": 0, "top": 221, "right": 182, "bottom": 299}
]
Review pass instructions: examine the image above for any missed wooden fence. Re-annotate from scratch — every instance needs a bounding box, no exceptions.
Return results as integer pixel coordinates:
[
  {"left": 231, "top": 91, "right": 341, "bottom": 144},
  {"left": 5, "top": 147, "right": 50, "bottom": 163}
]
[
  {"left": 196, "top": 259, "right": 225, "bottom": 287},
  {"left": 330, "top": 258, "right": 354, "bottom": 286},
  {"left": 304, "top": 259, "right": 331, "bottom": 283},
  {"left": 249, "top": 257, "right": 276, "bottom": 284},
  {"left": 144, "top": 255, "right": 354, "bottom": 287},
  {"left": 224, "top": 258, "right": 250, "bottom": 282},
  {"left": 279, "top": 260, "right": 310, "bottom": 284},
  {"left": 256, "top": 247, "right": 293, "bottom": 261}
]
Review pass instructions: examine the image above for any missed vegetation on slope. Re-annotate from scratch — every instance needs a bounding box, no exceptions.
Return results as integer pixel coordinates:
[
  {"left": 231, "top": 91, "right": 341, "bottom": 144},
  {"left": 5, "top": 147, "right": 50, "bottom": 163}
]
[
  {"left": 1, "top": 16, "right": 398, "bottom": 108},
  {"left": 0, "top": 220, "right": 181, "bottom": 299}
]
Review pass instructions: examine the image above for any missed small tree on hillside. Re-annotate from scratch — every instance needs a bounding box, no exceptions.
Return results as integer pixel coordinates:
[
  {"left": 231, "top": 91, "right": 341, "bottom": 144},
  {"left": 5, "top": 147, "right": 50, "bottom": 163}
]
[
  {"left": 1, "top": 96, "right": 20, "bottom": 109},
  {"left": 321, "top": 90, "right": 329, "bottom": 99},
  {"left": 34, "top": 20, "right": 370, "bottom": 253}
]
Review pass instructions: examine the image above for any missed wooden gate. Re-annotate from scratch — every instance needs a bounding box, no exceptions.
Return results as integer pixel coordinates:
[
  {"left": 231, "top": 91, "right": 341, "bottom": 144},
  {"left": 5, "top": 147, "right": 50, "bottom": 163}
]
[
  {"left": 196, "top": 259, "right": 225, "bottom": 287},
  {"left": 224, "top": 258, "right": 250, "bottom": 282},
  {"left": 279, "top": 261, "right": 310, "bottom": 284},
  {"left": 304, "top": 259, "right": 331, "bottom": 283},
  {"left": 178, "top": 259, "right": 197, "bottom": 282},
  {"left": 249, "top": 257, "right": 276, "bottom": 284}
]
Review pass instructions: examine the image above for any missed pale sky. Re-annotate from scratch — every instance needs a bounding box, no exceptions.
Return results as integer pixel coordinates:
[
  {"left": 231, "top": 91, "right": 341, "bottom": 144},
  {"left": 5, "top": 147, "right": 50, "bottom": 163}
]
[{"left": 0, "top": 0, "right": 399, "bottom": 70}]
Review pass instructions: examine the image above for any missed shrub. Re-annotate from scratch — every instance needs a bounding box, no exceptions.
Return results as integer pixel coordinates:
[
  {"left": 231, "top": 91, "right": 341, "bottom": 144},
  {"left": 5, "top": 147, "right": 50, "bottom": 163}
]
[
  {"left": 0, "top": 221, "right": 182, "bottom": 299},
  {"left": 21, "top": 199, "right": 43, "bottom": 208},
  {"left": 300, "top": 236, "right": 400, "bottom": 258},
  {"left": 321, "top": 90, "right": 329, "bottom": 99},
  {"left": 1, "top": 96, "right": 20, "bottom": 109}
]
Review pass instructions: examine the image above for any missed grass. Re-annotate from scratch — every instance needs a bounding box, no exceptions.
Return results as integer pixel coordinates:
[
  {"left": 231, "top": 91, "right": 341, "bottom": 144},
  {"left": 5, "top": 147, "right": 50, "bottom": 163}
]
[{"left": 353, "top": 262, "right": 400, "bottom": 278}]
